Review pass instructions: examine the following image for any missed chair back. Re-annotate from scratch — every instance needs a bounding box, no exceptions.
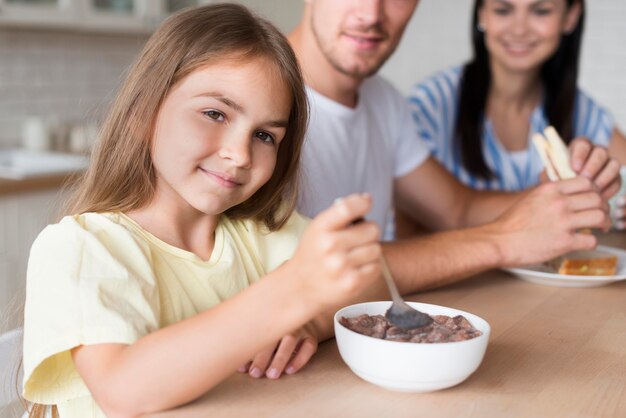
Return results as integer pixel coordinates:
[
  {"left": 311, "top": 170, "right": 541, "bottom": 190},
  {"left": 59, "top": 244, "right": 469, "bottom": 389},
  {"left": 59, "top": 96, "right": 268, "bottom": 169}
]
[{"left": 0, "top": 327, "right": 24, "bottom": 408}]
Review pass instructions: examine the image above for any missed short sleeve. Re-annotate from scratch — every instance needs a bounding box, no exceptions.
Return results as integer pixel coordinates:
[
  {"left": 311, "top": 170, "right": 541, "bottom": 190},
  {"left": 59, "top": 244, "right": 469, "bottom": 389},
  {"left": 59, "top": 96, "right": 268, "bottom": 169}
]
[
  {"left": 251, "top": 211, "right": 310, "bottom": 273},
  {"left": 573, "top": 89, "right": 614, "bottom": 147},
  {"left": 409, "top": 82, "right": 441, "bottom": 152},
  {"left": 393, "top": 98, "right": 431, "bottom": 178},
  {"left": 408, "top": 67, "right": 463, "bottom": 165},
  {"left": 22, "top": 215, "right": 160, "bottom": 404}
]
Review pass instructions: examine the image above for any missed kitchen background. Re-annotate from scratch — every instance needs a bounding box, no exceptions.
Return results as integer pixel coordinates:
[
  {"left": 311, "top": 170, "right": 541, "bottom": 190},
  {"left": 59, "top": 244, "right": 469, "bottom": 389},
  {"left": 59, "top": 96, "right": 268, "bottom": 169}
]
[{"left": 0, "top": 0, "right": 625, "bottom": 330}]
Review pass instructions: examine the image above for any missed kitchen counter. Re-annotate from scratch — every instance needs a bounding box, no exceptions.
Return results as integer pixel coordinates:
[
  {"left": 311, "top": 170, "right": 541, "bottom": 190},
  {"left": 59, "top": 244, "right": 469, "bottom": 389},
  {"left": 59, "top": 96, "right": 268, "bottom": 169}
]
[
  {"left": 146, "top": 232, "right": 626, "bottom": 418},
  {"left": 0, "top": 172, "right": 81, "bottom": 196},
  {"left": 0, "top": 149, "right": 89, "bottom": 195}
]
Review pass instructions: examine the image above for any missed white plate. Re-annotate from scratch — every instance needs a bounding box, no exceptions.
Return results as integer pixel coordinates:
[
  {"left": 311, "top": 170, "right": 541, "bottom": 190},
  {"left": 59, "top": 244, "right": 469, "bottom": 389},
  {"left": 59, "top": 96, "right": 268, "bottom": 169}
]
[{"left": 504, "top": 245, "right": 626, "bottom": 287}]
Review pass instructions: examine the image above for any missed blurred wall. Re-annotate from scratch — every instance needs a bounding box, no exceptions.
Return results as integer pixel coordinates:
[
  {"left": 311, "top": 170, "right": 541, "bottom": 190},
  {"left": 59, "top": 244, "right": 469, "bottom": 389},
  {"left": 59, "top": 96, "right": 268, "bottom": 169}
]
[
  {"left": 0, "top": 0, "right": 624, "bottom": 148},
  {"left": 0, "top": 29, "right": 146, "bottom": 147}
]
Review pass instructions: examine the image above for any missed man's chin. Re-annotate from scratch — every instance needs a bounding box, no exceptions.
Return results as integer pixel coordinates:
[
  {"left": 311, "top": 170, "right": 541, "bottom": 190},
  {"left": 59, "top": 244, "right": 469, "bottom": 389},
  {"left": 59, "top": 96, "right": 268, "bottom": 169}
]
[{"left": 332, "top": 61, "right": 383, "bottom": 80}]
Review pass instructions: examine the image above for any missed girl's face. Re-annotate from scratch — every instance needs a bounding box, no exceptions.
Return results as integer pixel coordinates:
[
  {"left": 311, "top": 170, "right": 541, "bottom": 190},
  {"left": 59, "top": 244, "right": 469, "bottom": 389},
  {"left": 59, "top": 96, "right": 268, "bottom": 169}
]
[
  {"left": 479, "top": 0, "right": 581, "bottom": 73},
  {"left": 150, "top": 56, "right": 291, "bottom": 217}
]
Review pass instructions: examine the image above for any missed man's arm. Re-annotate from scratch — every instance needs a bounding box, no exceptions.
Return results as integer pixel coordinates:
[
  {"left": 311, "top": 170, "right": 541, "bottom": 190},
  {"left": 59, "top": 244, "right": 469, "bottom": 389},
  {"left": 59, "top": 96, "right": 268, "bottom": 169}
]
[
  {"left": 391, "top": 175, "right": 610, "bottom": 292},
  {"left": 396, "top": 133, "right": 623, "bottom": 231},
  {"left": 394, "top": 156, "right": 526, "bottom": 230},
  {"left": 311, "top": 175, "right": 609, "bottom": 342}
]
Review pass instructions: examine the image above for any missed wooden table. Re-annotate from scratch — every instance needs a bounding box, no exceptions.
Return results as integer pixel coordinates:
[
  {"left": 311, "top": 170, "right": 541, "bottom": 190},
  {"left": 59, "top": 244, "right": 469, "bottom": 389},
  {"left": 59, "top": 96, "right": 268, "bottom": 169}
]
[{"left": 149, "top": 233, "right": 626, "bottom": 418}]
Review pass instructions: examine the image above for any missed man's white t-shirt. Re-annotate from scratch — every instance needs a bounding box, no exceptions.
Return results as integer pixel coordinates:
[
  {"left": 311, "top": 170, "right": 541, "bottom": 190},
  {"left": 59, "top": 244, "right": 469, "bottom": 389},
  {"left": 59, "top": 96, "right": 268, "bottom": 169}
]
[{"left": 298, "top": 76, "right": 430, "bottom": 240}]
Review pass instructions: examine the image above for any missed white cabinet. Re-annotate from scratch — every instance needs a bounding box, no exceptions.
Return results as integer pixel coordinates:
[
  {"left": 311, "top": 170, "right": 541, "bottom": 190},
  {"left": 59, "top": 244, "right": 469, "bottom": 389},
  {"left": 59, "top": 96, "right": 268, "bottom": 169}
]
[
  {"left": 0, "top": 0, "right": 212, "bottom": 33},
  {"left": 0, "top": 0, "right": 77, "bottom": 27},
  {"left": 163, "top": 0, "right": 206, "bottom": 14},
  {"left": 79, "top": 0, "right": 153, "bottom": 32},
  {"left": 0, "top": 188, "right": 67, "bottom": 330},
  {"left": 139, "top": 0, "right": 213, "bottom": 30}
]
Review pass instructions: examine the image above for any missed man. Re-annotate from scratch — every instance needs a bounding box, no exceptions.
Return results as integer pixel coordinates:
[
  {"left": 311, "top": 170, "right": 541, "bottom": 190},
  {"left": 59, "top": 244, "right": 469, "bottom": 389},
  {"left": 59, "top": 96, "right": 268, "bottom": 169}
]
[
  {"left": 288, "top": 0, "right": 621, "bottom": 291},
  {"left": 237, "top": 0, "right": 622, "bottom": 382}
]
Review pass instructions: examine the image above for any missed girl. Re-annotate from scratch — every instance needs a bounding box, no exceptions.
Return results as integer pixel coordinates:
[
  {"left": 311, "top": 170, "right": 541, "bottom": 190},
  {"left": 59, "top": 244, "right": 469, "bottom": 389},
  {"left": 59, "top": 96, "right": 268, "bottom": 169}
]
[
  {"left": 22, "top": 4, "right": 381, "bottom": 418},
  {"left": 408, "top": 0, "right": 626, "bottom": 227}
]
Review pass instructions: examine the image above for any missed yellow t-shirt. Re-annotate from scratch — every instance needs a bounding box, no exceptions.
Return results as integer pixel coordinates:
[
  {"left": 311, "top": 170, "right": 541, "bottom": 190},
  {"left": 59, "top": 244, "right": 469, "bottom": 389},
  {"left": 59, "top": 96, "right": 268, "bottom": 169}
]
[{"left": 22, "top": 211, "right": 309, "bottom": 417}]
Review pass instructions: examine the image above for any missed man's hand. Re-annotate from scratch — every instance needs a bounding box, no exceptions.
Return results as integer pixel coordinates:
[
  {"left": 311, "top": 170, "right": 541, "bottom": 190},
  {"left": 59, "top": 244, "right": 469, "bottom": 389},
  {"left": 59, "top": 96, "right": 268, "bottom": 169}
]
[
  {"left": 238, "top": 323, "right": 318, "bottom": 379},
  {"left": 492, "top": 177, "right": 610, "bottom": 267},
  {"left": 569, "top": 137, "right": 622, "bottom": 199}
]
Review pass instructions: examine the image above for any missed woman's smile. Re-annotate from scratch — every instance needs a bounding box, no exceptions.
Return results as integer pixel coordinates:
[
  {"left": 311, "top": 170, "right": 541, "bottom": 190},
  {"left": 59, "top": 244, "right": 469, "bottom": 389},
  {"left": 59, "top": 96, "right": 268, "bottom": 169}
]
[{"left": 502, "top": 40, "right": 537, "bottom": 55}]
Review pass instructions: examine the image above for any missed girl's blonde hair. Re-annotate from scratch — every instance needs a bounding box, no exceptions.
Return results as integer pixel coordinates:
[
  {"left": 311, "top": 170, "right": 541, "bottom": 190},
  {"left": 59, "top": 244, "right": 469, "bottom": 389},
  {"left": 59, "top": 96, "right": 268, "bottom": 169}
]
[{"left": 65, "top": 2, "right": 308, "bottom": 231}]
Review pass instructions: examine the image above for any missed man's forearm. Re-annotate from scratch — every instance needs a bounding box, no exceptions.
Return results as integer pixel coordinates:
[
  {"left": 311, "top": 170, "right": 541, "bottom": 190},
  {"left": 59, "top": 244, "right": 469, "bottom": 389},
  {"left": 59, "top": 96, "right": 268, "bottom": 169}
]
[
  {"left": 312, "top": 225, "right": 507, "bottom": 342},
  {"left": 384, "top": 225, "right": 507, "bottom": 292},
  {"left": 394, "top": 159, "right": 530, "bottom": 230},
  {"left": 460, "top": 189, "right": 528, "bottom": 228}
]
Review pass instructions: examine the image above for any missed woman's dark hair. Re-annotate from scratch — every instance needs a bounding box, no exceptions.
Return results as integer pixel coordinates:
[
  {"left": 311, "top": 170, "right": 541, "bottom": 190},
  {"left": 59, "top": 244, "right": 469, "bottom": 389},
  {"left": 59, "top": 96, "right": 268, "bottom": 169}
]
[{"left": 455, "top": 0, "right": 584, "bottom": 179}]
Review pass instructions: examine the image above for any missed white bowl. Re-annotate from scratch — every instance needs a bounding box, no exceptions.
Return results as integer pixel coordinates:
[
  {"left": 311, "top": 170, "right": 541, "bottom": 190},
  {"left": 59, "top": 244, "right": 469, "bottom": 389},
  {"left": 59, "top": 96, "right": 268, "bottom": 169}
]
[{"left": 334, "top": 301, "right": 490, "bottom": 393}]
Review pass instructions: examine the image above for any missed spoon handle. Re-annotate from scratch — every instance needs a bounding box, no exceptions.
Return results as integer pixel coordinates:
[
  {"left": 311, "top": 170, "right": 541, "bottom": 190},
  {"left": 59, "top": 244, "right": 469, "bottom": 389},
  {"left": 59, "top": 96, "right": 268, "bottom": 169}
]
[
  {"left": 379, "top": 255, "right": 403, "bottom": 303},
  {"left": 349, "top": 218, "right": 403, "bottom": 303}
]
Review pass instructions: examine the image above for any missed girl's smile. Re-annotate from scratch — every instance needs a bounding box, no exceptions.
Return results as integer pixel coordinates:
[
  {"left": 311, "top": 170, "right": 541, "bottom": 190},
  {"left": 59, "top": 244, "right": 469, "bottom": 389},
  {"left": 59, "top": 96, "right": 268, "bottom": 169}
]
[{"left": 198, "top": 167, "right": 244, "bottom": 188}]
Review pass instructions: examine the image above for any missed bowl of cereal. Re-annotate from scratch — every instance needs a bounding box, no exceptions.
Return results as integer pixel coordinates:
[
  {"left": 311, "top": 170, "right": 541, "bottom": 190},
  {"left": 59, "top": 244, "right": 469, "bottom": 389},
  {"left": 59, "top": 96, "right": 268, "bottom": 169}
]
[{"left": 334, "top": 301, "right": 490, "bottom": 392}]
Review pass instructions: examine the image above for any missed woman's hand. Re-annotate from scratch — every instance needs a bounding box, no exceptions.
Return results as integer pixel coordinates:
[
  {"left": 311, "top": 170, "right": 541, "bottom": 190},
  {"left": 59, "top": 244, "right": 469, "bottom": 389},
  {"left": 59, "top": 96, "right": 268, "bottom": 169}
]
[
  {"left": 609, "top": 166, "right": 626, "bottom": 231},
  {"left": 611, "top": 195, "right": 626, "bottom": 230},
  {"left": 238, "top": 323, "right": 318, "bottom": 379},
  {"left": 569, "top": 137, "right": 622, "bottom": 199}
]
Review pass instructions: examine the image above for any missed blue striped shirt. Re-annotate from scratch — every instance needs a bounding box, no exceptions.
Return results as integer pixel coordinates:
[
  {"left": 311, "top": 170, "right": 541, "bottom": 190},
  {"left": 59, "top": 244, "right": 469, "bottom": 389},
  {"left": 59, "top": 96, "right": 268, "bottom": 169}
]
[{"left": 408, "top": 66, "right": 614, "bottom": 191}]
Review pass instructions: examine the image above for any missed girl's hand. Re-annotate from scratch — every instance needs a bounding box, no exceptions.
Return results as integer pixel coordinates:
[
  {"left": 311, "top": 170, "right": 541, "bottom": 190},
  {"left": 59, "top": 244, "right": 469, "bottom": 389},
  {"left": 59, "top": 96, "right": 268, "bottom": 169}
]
[
  {"left": 237, "top": 323, "right": 318, "bottom": 380},
  {"left": 286, "top": 193, "right": 382, "bottom": 311}
]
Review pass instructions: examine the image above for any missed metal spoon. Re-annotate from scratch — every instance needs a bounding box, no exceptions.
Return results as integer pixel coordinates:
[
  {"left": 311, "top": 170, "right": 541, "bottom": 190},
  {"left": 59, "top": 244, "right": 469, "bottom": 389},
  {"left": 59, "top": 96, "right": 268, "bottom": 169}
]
[
  {"left": 348, "top": 216, "right": 432, "bottom": 329},
  {"left": 379, "top": 255, "right": 434, "bottom": 329}
]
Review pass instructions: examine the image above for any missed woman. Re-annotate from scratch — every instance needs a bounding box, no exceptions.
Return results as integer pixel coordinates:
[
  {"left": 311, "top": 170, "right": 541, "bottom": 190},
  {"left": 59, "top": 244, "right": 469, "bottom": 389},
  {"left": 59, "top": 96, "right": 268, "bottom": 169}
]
[{"left": 408, "top": 0, "right": 626, "bottom": 228}]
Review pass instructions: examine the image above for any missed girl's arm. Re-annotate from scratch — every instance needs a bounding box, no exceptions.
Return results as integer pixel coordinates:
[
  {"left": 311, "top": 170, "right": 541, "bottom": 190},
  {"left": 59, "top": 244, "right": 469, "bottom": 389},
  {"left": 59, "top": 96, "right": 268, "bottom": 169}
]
[
  {"left": 72, "top": 194, "right": 381, "bottom": 418},
  {"left": 73, "top": 271, "right": 311, "bottom": 417},
  {"left": 236, "top": 320, "right": 320, "bottom": 379}
]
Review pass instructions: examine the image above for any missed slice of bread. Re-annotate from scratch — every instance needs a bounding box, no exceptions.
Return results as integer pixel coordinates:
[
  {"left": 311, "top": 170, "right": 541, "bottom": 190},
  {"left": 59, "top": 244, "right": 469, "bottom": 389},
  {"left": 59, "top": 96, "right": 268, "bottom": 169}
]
[
  {"left": 543, "top": 127, "right": 577, "bottom": 180},
  {"left": 532, "top": 126, "right": 577, "bottom": 181},
  {"left": 555, "top": 250, "right": 618, "bottom": 276}
]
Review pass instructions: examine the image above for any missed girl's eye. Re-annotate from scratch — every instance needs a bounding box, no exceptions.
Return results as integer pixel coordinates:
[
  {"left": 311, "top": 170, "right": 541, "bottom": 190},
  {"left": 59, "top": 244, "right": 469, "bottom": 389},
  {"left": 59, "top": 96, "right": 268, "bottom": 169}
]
[
  {"left": 203, "top": 110, "right": 225, "bottom": 121},
  {"left": 255, "top": 131, "right": 275, "bottom": 144}
]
